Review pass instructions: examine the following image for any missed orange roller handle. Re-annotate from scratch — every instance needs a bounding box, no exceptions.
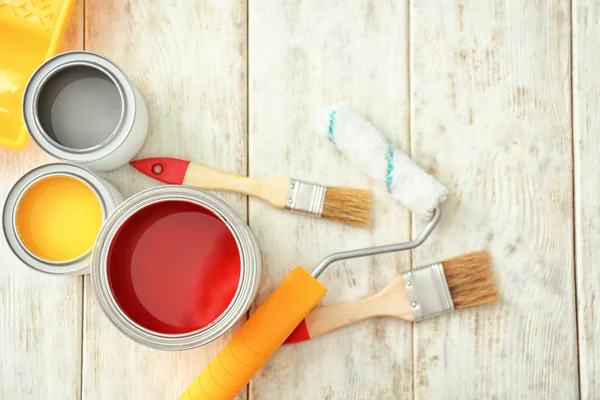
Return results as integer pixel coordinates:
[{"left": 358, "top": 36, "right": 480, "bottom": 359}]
[{"left": 180, "top": 266, "right": 327, "bottom": 400}]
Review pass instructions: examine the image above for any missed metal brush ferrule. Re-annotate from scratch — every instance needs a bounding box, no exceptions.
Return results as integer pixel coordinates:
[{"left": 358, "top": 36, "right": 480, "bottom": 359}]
[
  {"left": 401, "top": 262, "right": 454, "bottom": 321},
  {"left": 284, "top": 180, "right": 327, "bottom": 216}
]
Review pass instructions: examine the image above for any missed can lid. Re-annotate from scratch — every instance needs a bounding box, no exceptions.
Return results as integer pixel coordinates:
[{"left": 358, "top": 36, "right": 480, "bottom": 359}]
[
  {"left": 22, "top": 51, "right": 137, "bottom": 164},
  {"left": 2, "top": 163, "right": 117, "bottom": 275}
]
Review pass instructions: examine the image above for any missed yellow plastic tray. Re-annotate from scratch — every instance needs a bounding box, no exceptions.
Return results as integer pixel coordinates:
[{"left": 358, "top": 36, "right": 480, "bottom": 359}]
[{"left": 0, "top": 0, "right": 76, "bottom": 150}]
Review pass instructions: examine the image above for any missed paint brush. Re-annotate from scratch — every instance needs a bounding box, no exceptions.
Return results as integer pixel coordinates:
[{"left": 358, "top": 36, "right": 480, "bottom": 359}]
[
  {"left": 130, "top": 157, "right": 373, "bottom": 228},
  {"left": 285, "top": 251, "right": 499, "bottom": 344}
]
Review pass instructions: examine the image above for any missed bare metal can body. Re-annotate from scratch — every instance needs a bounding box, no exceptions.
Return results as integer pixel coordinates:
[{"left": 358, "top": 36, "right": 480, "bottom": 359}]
[
  {"left": 90, "top": 186, "right": 261, "bottom": 350},
  {"left": 3, "top": 163, "right": 124, "bottom": 275},
  {"left": 23, "top": 51, "right": 148, "bottom": 172}
]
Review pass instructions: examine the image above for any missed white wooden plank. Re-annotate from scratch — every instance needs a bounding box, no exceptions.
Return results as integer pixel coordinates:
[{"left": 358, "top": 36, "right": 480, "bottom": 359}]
[
  {"left": 410, "top": 1, "right": 578, "bottom": 398},
  {"left": 0, "top": 1, "right": 84, "bottom": 398},
  {"left": 573, "top": 0, "right": 600, "bottom": 397},
  {"left": 82, "top": 1, "right": 248, "bottom": 399},
  {"left": 249, "top": 1, "right": 412, "bottom": 399}
]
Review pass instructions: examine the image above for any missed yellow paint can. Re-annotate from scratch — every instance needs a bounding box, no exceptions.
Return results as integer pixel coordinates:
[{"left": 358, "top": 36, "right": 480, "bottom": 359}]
[{"left": 3, "top": 163, "right": 123, "bottom": 274}]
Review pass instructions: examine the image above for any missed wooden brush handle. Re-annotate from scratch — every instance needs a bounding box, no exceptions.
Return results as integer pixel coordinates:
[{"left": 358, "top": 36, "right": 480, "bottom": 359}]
[
  {"left": 179, "top": 267, "right": 327, "bottom": 400},
  {"left": 301, "top": 275, "right": 414, "bottom": 341},
  {"left": 302, "top": 297, "right": 383, "bottom": 339},
  {"left": 183, "top": 162, "right": 290, "bottom": 208}
]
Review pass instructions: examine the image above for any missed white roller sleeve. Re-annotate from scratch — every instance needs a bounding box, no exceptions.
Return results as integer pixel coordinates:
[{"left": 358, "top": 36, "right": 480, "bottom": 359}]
[{"left": 326, "top": 104, "right": 448, "bottom": 220}]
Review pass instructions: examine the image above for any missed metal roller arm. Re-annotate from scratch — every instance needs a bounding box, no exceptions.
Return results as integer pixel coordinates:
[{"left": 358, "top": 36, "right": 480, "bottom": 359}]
[{"left": 311, "top": 207, "right": 441, "bottom": 278}]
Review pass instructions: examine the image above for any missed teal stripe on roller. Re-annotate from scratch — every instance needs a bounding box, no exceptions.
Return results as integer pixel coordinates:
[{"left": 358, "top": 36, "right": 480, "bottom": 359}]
[
  {"left": 327, "top": 109, "right": 337, "bottom": 143},
  {"left": 385, "top": 138, "right": 394, "bottom": 193}
]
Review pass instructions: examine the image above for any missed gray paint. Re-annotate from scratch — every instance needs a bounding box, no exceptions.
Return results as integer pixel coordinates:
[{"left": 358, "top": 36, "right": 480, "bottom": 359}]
[{"left": 37, "top": 65, "right": 122, "bottom": 150}]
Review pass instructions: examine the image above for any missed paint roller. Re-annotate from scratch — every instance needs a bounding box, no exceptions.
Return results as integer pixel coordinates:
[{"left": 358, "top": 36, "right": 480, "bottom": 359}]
[
  {"left": 326, "top": 104, "right": 447, "bottom": 219},
  {"left": 179, "top": 106, "right": 448, "bottom": 400}
]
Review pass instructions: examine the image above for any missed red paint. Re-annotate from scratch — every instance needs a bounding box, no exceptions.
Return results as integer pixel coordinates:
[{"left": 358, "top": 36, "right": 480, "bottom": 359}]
[
  {"left": 107, "top": 200, "right": 240, "bottom": 334},
  {"left": 284, "top": 319, "right": 311, "bottom": 344},
  {"left": 130, "top": 157, "right": 190, "bottom": 184}
]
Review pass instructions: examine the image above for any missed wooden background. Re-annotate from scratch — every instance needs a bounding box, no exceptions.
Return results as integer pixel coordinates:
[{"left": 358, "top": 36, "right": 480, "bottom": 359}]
[{"left": 0, "top": 0, "right": 595, "bottom": 399}]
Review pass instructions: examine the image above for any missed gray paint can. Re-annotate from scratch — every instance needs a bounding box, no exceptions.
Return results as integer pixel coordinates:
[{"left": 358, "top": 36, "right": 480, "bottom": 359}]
[{"left": 23, "top": 51, "right": 148, "bottom": 172}]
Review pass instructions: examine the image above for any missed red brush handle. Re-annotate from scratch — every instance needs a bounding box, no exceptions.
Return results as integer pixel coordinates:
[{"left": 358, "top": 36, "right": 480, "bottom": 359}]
[
  {"left": 130, "top": 157, "right": 190, "bottom": 184},
  {"left": 131, "top": 157, "right": 290, "bottom": 207}
]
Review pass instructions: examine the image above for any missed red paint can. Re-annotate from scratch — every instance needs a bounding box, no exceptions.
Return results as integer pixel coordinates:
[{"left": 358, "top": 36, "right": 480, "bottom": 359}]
[{"left": 90, "top": 186, "right": 261, "bottom": 350}]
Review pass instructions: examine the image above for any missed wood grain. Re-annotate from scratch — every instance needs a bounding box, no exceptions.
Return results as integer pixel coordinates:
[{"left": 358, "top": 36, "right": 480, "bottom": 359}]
[
  {"left": 82, "top": 1, "right": 247, "bottom": 399},
  {"left": 184, "top": 162, "right": 289, "bottom": 208},
  {"left": 248, "top": 1, "right": 412, "bottom": 399},
  {"left": 0, "top": 1, "right": 83, "bottom": 399},
  {"left": 573, "top": 0, "right": 600, "bottom": 397},
  {"left": 4, "top": 1, "right": 598, "bottom": 398},
  {"left": 410, "top": 1, "right": 578, "bottom": 398}
]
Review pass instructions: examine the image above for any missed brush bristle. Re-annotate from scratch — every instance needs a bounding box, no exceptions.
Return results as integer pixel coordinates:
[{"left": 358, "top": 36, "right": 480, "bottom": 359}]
[
  {"left": 442, "top": 251, "right": 500, "bottom": 309},
  {"left": 321, "top": 186, "right": 373, "bottom": 228}
]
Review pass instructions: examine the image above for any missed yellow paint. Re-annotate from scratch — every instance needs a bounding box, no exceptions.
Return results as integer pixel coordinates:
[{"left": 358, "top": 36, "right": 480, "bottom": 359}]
[{"left": 16, "top": 175, "right": 103, "bottom": 262}]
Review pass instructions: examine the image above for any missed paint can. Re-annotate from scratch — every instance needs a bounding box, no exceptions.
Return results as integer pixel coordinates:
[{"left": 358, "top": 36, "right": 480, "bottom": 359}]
[
  {"left": 90, "top": 186, "right": 261, "bottom": 350},
  {"left": 3, "top": 163, "right": 124, "bottom": 275},
  {"left": 22, "top": 51, "right": 149, "bottom": 172}
]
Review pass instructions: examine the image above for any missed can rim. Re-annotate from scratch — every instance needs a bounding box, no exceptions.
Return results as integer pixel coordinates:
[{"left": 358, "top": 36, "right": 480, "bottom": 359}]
[
  {"left": 90, "top": 186, "right": 262, "bottom": 350},
  {"left": 2, "top": 163, "right": 117, "bottom": 275},
  {"left": 22, "top": 51, "right": 138, "bottom": 163}
]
